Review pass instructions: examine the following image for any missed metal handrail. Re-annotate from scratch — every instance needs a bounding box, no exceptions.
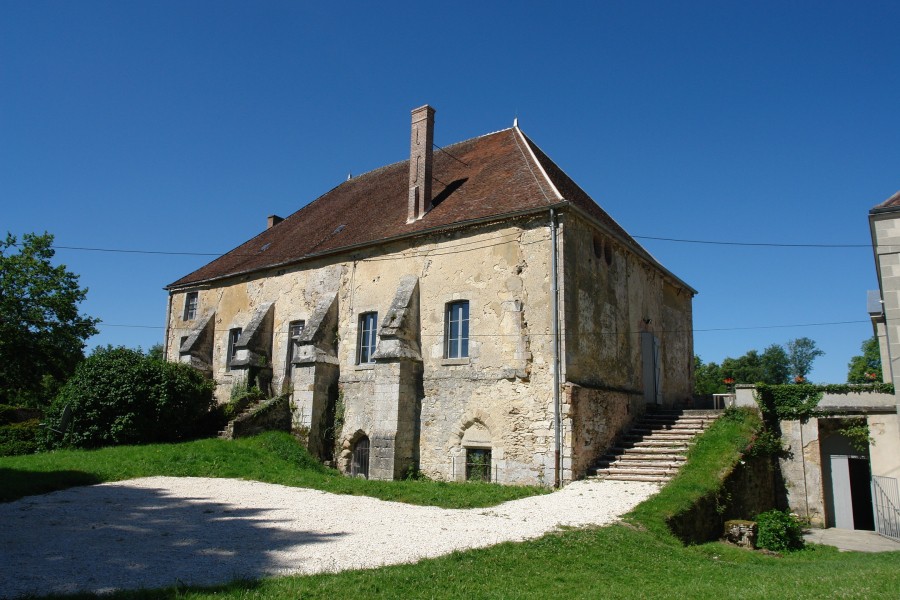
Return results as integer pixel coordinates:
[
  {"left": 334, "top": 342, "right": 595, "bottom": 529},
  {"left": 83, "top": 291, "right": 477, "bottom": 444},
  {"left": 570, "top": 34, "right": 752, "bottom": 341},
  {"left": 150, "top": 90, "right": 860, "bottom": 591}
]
[{"left": 872, "top": 475, "right": 900, "bottom": 542}]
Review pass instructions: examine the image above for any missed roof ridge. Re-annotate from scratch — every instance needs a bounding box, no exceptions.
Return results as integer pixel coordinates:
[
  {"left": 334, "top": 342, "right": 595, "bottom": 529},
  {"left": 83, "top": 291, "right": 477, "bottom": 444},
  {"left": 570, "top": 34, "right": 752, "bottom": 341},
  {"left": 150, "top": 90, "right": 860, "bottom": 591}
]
[{"left": 513, "top": 126, "right": 562, "bottom": 203}]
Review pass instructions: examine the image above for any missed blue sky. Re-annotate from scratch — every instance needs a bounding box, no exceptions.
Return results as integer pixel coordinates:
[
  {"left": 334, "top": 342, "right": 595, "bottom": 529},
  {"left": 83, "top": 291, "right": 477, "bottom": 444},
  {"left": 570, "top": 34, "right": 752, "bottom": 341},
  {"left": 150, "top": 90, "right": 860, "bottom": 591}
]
[{"left": 3, "top": 1, "right": 898, "bottom": 383}]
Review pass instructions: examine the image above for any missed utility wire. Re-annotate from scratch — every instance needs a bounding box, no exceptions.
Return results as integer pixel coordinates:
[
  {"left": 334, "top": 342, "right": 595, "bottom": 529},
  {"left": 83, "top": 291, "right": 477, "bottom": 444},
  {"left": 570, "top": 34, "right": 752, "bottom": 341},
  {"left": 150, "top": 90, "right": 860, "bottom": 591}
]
[
  {"left": 20, "top": 233, "right": 870, "bottom": 257},
  {"left": 98, "top": 318, "right": 869, "bottom": 335},
  {"left": 632, "top": 235, "right": 869, "bottom": 248}
]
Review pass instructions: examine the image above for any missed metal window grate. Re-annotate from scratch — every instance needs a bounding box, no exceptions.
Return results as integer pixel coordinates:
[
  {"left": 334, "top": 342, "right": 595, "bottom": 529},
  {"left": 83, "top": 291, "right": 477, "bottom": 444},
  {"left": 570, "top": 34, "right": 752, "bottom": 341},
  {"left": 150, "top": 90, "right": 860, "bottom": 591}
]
[
  {"left": 465, "top": 448, "right": 491, "bottom": 482},
  {"left": 352, "top": 437, "right": 370, "bottom": 479}
]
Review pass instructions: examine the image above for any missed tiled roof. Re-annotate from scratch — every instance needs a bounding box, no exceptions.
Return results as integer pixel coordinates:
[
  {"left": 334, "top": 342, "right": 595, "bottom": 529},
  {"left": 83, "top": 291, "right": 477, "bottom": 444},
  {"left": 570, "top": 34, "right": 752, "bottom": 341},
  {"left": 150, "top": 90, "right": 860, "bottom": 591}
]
[
  {"left": 168, "top": 127, "right": 678, "bottom": 289},
  {"left": 871, "top": 190, "right": 900, "bottom": 213}
]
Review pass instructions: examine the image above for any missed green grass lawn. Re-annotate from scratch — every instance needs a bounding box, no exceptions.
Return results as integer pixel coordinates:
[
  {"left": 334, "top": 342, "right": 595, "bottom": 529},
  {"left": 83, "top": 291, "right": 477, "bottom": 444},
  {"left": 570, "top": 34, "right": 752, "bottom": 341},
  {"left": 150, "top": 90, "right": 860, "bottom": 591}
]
[
  {"left": 4, "top": 412, "right": 899, "bottom": 599},
  {"left": 0, "top": 432, "right": 546, "bottom": 508}
]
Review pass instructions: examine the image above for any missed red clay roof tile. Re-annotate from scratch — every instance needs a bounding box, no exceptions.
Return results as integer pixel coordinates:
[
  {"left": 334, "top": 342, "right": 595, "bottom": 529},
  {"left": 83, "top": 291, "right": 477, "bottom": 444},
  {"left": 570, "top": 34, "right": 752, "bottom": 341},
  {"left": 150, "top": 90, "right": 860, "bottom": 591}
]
[{"left": 167, "top": 127, "right": 678, "bottom": 290}]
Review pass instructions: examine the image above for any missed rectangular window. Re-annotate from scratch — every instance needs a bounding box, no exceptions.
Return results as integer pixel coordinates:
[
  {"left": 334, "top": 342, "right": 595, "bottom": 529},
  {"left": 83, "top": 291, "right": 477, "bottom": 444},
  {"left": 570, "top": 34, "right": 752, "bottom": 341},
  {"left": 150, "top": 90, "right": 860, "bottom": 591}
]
[
  {"left": 226, "top": 327, "right": 242, "bottom": 370},
  {"left": 357, "top": 312, "right": 378, "bottom": 364},
  {"left": 183, "top": 292, "right": 198, "bottom": 320},
  {"left": 445, "top": 300, "right": 469, "bottom": 359},
  {"left": 465, "top": 448, "right": 491, "bottom": 482},
  {"left": 285, "top": 320, "right": 305, "bottom": 375}
]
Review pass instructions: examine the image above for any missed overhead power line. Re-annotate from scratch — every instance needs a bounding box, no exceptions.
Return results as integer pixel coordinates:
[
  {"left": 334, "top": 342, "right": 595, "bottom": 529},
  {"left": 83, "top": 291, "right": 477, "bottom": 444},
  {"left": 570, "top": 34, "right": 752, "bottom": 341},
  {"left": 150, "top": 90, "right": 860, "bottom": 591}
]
[
  {"left": 98, "top": 318, "right": 869, "bottom": 335},
  {"left": 632, "top": 235, "right": 870, "bottom": 248},
  {"left": 17, "top": 233, "right": 871, "bottom": 257}
]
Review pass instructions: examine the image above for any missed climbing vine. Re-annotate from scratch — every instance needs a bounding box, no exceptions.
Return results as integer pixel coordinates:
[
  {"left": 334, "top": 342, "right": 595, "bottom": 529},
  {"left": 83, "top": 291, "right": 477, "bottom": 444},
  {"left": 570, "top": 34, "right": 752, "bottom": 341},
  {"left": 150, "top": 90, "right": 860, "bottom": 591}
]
[
  {"left": 755, "top": 383, "right": 893, "bottom": 423},
  {"left": 836, "top": 418, "right": 874, "bottom": 453}
]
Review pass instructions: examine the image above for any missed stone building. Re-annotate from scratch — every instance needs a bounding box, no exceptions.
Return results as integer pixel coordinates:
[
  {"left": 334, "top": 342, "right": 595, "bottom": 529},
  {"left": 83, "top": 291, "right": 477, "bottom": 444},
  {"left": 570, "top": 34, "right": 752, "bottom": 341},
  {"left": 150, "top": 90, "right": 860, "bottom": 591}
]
[{"left": 164, "top": 105, "right": 695, "bottom": 486}]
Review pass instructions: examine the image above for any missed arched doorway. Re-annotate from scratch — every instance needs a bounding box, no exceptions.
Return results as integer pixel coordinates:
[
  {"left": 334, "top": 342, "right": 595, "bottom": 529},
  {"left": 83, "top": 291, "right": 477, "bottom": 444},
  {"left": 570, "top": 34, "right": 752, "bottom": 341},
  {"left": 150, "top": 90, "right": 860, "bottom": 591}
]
[{"left": 351, "top": 436, "right": 370, "bottom": 479}]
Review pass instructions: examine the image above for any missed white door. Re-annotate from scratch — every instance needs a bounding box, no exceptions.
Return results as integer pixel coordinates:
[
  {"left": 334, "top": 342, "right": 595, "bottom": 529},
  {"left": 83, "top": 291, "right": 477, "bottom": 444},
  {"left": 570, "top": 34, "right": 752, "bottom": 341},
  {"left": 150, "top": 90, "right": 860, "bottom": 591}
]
[{"left": 830, "top": 454, "right": 854, "bottom": 529}]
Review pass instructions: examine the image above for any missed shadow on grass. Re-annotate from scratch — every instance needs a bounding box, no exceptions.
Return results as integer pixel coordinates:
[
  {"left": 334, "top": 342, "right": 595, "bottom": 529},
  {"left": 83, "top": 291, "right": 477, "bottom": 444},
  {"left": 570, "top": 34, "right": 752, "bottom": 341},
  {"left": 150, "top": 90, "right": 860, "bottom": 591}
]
[
  {"left": 0, "top": 468, "right": 103, "bottom": 503},
  {"left": 0, "top": 482, "right": 346, "bottom": 599}
]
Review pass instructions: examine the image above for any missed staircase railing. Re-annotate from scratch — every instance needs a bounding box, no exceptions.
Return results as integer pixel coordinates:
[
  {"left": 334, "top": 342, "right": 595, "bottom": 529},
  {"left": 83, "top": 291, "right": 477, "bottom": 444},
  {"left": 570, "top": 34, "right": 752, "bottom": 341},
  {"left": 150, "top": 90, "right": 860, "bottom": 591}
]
[{"left": 872, "top": 475, "right": 900, "bottom": 542}]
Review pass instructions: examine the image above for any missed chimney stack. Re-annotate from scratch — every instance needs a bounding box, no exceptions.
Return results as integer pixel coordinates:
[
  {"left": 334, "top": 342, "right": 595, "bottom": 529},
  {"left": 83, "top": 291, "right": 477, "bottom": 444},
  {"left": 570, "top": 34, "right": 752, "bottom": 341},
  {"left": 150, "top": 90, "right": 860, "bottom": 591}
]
[
  {"left": 407, "top": 105, "right": 435, "bottom": 222},
  {"left": 267, "top": 215, "right": 283, "bottom": 229}
]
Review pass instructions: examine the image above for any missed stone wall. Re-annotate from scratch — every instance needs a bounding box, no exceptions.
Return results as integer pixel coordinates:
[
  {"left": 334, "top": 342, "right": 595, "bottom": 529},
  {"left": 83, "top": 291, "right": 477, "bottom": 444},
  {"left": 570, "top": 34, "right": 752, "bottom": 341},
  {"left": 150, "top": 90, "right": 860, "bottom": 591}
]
[
  {"left": 564, "top": 383, "right": 639, "bottom": 481},
  {"left": 667, "top": 453, "right": 777, "bottom": 545},
  {"left": 561, "top": 214, "right": 694, "bottom": 407},
  {"left": 165, "top": 212, "right": 693, "bottom": 486}
]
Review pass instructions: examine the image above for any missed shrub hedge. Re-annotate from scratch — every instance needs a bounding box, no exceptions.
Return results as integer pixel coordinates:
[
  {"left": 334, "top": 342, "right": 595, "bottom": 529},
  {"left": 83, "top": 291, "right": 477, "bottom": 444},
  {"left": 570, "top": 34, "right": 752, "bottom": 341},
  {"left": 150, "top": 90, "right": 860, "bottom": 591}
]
[{"left": 42, "top": 346, "right": 215, "bottom": 449}]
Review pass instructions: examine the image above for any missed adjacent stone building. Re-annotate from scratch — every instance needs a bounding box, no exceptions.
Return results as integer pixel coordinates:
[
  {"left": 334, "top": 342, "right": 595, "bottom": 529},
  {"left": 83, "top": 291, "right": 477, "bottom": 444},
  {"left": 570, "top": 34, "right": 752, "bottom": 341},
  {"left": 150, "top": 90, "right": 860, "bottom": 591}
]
[{"left": 164, "top": 105, "right": 695, "bottom": 486}]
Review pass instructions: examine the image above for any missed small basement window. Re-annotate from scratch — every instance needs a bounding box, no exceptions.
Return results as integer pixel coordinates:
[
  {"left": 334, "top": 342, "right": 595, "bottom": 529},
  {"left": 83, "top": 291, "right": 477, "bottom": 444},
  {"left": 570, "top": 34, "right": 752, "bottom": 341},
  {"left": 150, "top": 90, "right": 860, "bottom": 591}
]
[
  {"left": 351, "top": 436, "right": 370, "bottom": 479},
  {"left": 465, "top": 448, "right": 492, "bottom": 482}
]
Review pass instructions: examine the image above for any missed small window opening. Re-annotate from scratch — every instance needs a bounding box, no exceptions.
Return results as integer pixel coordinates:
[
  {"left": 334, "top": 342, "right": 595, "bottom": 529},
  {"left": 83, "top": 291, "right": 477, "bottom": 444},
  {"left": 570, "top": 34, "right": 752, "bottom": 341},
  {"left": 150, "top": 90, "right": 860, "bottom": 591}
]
[
  {"left": 357, "top": 312, "right": 378, "bottom": 364},
  {"left": 285, "top": 320, "right": 305, "bottom": 376},
  {"left": 445, "top": 301, "right": 469, "bottom": 359},
  {"left": 226, "top": 327, "right": 242, "bottom": 370},
  {"left": 183, "top": 292, "right": 198, "bottom": 320},
  {"left": 351, "top": 436, "right": 370, "bottom": 479},
  {"left": 465, "top": 448, "right": 491, "bottom": 482},
  {"left": 592, "top": 235, "right": 603, "bottom": 260}
]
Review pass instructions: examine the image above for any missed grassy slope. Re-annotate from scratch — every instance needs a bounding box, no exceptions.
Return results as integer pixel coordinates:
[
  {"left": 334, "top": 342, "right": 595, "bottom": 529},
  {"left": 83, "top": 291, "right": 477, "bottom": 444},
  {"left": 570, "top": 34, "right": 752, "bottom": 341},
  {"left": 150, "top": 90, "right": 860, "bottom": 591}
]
[
  {"left": 7, "top": 411, "right": 900, "bottom": 599},
  {"left": 0, "top": 432, "right": 546, "bottom": 508},
  {"left": 627, "top": 407, "right": 761, "bottom": 540}
]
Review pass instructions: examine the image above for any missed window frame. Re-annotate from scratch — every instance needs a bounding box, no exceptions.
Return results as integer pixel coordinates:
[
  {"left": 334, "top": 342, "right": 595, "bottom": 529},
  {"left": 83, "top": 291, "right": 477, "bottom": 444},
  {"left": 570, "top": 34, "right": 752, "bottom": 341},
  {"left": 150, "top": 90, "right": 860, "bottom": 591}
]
[
  {"left": 351, "top": 436, "right": 370, "bottom": 479},
  {"left": 444, "top": 300, "right": 470, "bottom": 359},
  {"left": 356, "top": 312, "right": 378, "bottom": 365},
  {"left": 285, "top": 320, "right": 306, "bottom": 375},
  {"left": 183, "top": 291, "right": 198, "bottom": 321},
  {"left": 465, "top": 448, "right": 491, "bottom": 482},
  {"left": 226, "top": 327, "right": 242, "bottom": 371}
]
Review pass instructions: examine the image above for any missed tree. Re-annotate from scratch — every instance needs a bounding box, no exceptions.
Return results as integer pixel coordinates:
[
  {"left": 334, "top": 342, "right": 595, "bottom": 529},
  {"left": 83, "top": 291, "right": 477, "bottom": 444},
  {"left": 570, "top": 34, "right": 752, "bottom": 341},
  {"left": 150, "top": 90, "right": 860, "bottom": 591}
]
[
  {"left": 786, "top": 337, "right": 824, "bottom": 383},
  {"left": 0, "top": 233, "right": 99, "bottom": 407},
  {"left": 693, "top": 355, "right": 725, "bottom": 396},
  {"left": 717, "top": 344, "right": 791, "bottom": 386},
  {"left": 43, "top": 346, "right": 215, "bottom": 449},
  {"left": 847, "top": 335, "right": 883, "bottom": 383},
  {"left": 760, "top": 344, "right": 791, "bottom": 385},
  {"left": 722, "top": 350, "right": 764, "bottom": 384}
]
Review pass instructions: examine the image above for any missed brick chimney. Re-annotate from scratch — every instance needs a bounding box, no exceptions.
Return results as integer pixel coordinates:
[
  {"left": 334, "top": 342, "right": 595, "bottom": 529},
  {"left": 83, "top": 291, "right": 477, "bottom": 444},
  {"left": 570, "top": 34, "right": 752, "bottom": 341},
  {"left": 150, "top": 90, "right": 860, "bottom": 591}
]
[
  {"left": 407, "top": 105, "right": 435, "bottom": 222},
  {"left": 267, "top": 215, "right": 283, "bottom": 229}
]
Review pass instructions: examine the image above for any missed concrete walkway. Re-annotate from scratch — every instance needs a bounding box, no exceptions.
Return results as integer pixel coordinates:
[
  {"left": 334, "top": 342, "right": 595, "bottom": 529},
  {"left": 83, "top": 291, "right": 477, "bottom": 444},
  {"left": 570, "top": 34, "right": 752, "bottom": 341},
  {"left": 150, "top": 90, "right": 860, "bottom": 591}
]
[{"left": 804, "top": 528, "right": 900, "bottom": 552}]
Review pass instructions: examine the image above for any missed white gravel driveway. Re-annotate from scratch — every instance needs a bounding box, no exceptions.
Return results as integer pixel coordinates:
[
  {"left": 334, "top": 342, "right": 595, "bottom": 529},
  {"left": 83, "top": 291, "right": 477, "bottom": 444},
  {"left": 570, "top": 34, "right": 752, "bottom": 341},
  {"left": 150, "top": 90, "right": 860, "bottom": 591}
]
[{"left": 0, "top": 476, "right": 658, "bottom": 598}]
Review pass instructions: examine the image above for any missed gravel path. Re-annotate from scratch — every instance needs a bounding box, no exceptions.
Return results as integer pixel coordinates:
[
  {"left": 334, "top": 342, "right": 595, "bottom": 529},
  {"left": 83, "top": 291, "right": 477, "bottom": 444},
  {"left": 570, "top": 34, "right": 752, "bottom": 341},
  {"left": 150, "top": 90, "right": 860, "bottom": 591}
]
[{"left": 0, "top": 477, "right": 659, "bottom": 598}]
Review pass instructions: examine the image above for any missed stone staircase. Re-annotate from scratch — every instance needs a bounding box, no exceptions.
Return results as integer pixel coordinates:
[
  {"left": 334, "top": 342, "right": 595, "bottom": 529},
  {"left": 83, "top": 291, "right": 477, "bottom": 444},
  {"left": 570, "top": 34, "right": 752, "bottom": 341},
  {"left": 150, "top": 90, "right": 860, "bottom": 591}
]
[
  {"left": 588, "top": 409, "right": 722, "bottom": 483},
  {"left": 217, "top": 394, "right": 291, "bottom": 440}
]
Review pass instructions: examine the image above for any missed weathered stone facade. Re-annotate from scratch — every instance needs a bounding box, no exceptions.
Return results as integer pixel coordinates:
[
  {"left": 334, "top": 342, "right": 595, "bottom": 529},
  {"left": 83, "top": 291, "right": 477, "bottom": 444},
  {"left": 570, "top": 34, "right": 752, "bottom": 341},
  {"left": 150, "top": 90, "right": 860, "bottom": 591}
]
[{"left": 164, "top": 107, "right": 695, "bottom": 486}]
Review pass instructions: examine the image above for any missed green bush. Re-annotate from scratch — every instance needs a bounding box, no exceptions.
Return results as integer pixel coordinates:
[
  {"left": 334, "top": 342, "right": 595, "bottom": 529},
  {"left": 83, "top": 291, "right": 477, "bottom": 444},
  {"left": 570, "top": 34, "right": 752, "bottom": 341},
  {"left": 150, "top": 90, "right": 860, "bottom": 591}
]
[
  {"left": 42, "top": 346, "right": 216, "bottom": 449},
  {"left": 0, "top": 418, "right": 41, "bottom": 456},
  {"left": 756, "top": 509, "right": 805, "bottom": 552}
]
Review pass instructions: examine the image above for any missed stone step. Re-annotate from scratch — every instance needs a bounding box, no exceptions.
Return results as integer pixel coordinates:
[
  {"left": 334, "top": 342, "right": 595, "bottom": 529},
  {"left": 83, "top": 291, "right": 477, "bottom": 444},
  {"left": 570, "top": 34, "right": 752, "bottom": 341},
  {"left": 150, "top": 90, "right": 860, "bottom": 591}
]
[
  {"left": 634, "top": 422, "right": 708, "bottom": 431},
  {"left": 621, "top": 439, "right": 690, "bottom": 449},
  {"left": 610, "top": 445, "right": 688, "bottom": 455},
  {"left": 604, "top": 465, "right": 679, "bottom": 475},
  {"left": 593, "top": 460, "right": 681, "bottom": 472},
  {"left": 627, "top": 430, "right": 697, "bottom": 439},
  {"left": 595, "top": 473, "right": 671, "bottom": 483},
  {"left": 607, "top": 452, "right": 686, "bottom": 462}
]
